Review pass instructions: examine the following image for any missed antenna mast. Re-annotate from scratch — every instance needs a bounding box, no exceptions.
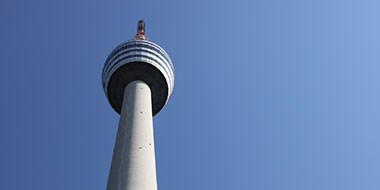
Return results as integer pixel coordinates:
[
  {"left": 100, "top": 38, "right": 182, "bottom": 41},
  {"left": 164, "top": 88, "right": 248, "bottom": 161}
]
[{"left": 135, "top": 20, "right": 148, "bottom": 40}]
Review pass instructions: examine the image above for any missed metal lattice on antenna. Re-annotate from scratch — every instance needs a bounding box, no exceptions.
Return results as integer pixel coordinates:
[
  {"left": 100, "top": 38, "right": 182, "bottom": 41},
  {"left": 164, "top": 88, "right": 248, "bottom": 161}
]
[{"left": 135, "top": 20, "right": 148, "bottom": 40}]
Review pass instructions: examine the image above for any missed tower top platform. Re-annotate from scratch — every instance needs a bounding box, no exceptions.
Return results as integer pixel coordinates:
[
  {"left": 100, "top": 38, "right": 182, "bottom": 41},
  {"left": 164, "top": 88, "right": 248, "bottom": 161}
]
[{"left": 102, "top": 22, "right": 174, "bottom": 115}]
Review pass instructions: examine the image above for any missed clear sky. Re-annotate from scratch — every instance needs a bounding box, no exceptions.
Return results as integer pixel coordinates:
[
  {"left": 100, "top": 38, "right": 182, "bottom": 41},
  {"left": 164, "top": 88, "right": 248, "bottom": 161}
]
[{"left": 1, "top": 0, "right": 380, "bottom": 190}]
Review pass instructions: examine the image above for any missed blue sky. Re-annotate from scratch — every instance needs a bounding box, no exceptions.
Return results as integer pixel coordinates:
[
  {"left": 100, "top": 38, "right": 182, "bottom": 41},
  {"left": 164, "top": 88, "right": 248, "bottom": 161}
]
[{"left": 1, "top": 0, "right": 380, "bottom": 189}]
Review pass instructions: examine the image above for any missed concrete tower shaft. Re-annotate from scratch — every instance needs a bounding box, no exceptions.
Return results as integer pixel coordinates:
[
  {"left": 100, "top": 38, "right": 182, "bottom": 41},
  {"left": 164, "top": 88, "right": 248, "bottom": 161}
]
[{"left": 107, "top": 81, "right": 157, "bottom": 190}]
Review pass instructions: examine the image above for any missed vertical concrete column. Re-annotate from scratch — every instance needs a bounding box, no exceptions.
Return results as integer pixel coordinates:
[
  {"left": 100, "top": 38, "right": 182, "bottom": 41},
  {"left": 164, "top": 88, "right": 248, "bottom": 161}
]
[{"left": 107, "top": 80, "right": 157, "bottom": 190}]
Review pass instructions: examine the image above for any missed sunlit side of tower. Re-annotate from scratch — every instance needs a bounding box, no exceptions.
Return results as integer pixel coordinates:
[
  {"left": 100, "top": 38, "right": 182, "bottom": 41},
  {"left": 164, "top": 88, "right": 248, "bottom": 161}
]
[{"left": 101, "top": 20, "right": 174, "bottom": 190}]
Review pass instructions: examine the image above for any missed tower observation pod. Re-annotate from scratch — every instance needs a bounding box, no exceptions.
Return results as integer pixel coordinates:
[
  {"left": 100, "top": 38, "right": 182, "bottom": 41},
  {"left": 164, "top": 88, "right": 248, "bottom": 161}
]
[{"left": 101, "top": 20, "right": 174, "bottom": 190}]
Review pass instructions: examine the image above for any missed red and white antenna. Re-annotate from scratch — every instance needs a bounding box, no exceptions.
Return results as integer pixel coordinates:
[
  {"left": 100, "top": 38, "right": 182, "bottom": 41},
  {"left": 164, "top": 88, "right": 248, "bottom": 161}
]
[{"left": 135, "top": 20, "right": 148, "bottom": 40}]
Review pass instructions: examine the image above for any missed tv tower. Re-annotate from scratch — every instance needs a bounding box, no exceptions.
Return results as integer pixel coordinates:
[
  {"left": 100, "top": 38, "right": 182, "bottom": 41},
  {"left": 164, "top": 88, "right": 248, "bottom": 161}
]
[{"left": 101, "top": 20, "right": 174, "bottom": 190}]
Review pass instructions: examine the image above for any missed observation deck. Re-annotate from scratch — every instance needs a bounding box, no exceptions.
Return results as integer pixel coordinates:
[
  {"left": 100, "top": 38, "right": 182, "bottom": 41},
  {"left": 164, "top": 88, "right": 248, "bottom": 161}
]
[{"left": 102, "top": 39, "right": 174, "bottom": 115}]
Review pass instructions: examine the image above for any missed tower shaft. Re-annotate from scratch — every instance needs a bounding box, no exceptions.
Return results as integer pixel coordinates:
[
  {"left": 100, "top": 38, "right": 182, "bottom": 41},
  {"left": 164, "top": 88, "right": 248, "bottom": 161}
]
[{"left": 107, "top": 80, "right": 157, "bottom": 190}]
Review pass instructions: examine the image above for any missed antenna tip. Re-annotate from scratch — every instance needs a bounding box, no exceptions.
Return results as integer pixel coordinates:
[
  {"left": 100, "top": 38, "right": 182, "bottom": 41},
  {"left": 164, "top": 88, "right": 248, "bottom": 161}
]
[{"left": 135, "top": 20, "right": 147, "bottom": 40}]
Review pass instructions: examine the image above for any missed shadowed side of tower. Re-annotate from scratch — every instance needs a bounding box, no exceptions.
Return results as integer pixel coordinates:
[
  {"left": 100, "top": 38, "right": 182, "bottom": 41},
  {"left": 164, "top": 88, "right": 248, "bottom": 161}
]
[{"left": 102, "top": 20, "right": 175, "bottom": 190}]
